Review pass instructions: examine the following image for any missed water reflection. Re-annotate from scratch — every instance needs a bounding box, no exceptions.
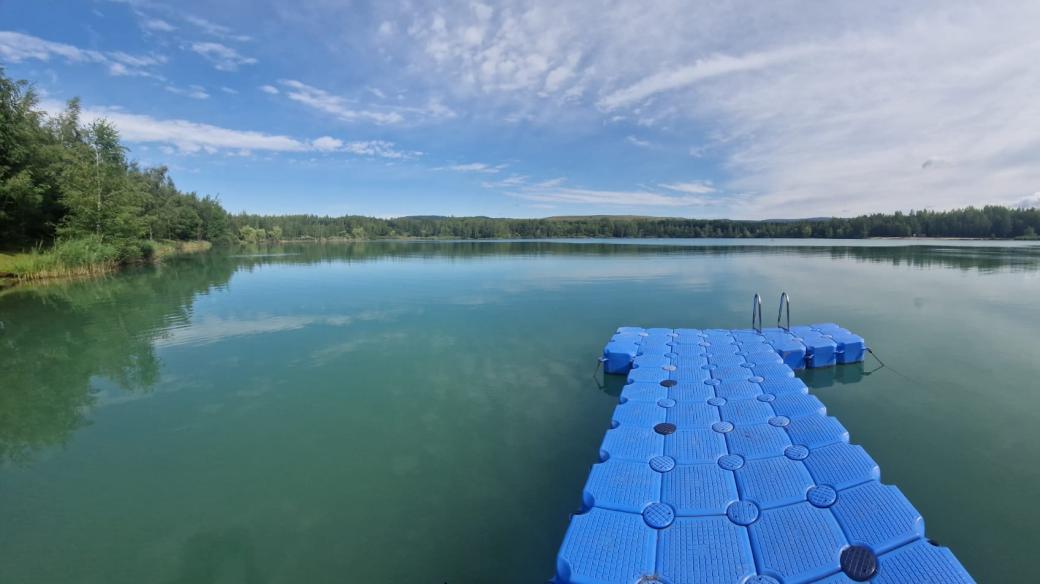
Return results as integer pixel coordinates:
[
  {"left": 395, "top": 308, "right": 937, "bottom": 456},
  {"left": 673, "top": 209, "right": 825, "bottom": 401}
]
[
  {"left": 0, "top": 239, "right": 1039, "bottom": 582},
  {"left": 1, "top": 240, "right": 1037, "bottom": 466},
  {"left": 165, "top": 528, "right": 265, "bottom": 584},
  {"left": 0, "top": 255, "right": 236, "bottom": 464},
  {"left": 209, "top": 240, "right": 1040, "bottom": 276},
  {"left": 798, "top": 361, "right": 868, "bottom": 387}
]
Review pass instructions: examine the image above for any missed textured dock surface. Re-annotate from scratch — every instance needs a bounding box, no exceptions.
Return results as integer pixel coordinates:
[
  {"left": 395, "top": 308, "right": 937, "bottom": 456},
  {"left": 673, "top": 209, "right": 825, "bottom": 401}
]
[{"left": 554, "top": 325, "right": 973, "bottom": 584}]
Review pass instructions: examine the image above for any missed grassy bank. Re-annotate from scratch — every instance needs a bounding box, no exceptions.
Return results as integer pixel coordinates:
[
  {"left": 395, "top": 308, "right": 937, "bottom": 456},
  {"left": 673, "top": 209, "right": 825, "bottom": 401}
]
[{"left": 0, "top": 238, "right": 212, "bottom": 287}]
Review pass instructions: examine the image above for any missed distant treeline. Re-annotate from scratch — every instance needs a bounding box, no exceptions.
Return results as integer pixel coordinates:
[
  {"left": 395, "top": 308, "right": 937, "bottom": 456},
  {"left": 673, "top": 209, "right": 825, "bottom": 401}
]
[
  {"left": 232, "top": 206, "right": 1040, "bottom": 241},
  {"left": 1, "top": 68, "right": 231, "bottom": 254}
]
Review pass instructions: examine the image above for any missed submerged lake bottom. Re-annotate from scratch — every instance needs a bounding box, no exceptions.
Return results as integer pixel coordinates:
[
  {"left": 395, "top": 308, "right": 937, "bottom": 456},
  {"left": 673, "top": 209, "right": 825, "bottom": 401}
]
[{"left": 1, "top": 239, "right": 1038, "bottom": 583}]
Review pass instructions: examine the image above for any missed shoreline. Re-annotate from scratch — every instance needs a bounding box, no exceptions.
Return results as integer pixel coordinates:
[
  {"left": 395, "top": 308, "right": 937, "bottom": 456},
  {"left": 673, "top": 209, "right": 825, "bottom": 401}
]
[{"left": 0, "top": 240, "right": 212, "bottom": 291}]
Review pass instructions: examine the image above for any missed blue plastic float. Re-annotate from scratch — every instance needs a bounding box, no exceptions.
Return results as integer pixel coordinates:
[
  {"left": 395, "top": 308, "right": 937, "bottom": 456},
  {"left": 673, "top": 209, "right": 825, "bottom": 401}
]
[{"left": 554, "top": 324, "right": 973, "bottom": 583}]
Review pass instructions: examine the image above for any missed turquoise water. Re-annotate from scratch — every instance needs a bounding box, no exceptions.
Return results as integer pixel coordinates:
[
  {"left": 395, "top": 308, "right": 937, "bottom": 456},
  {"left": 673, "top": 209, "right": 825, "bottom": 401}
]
[{"left": 1, "top": 240, "right": 1039, "bottom": 583}]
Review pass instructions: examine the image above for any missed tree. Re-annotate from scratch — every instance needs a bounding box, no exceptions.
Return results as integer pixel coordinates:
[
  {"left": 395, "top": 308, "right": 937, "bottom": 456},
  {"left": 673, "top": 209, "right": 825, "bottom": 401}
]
[
  {"left": 0, "top": 71, "right": 65, "bottom": 244},
  {"left": 1, "top": 67, "right": 233, "bottom": 253},
  {"left": 58, "top": 119, "right": 145, "bottom": 242}
]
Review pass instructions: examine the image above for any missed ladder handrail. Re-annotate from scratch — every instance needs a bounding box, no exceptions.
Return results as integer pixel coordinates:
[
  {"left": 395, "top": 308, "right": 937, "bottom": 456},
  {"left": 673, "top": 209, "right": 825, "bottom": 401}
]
[
  {"left": 778, "top": 292, "right": 791, "bottom": 331},
  {"left": 752, "top": 293, "right": 763, "bottom": 333}
]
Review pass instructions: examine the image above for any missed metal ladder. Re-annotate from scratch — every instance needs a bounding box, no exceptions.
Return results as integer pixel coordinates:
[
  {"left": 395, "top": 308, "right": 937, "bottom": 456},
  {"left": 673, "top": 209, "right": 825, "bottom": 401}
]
[
  {"left": 752, "top": 291, "right": 791, "bottom": 332},
  {"left": 777, "top": 291, "right": 791, "bottom": 331}
]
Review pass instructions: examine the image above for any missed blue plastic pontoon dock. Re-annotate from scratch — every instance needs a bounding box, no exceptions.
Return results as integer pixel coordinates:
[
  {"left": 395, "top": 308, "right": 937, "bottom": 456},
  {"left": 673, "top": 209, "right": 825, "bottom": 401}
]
[{"left": 553, "top": 324, "right": 973, "bottom": 584}]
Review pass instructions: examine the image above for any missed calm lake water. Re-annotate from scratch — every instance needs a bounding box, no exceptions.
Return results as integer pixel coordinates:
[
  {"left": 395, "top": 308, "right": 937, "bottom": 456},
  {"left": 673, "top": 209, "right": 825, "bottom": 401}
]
[{"left": 1, "top": 239, "right": 1039, "bottom": 583}]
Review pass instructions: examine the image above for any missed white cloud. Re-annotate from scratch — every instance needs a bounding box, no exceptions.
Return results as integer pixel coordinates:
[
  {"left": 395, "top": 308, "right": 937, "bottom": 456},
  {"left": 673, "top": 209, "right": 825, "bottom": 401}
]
[
  {"left": 689, "top": 5, "right": 1040, "bottom": 217},
  {"left": 163, "top": 84, "right": 208, "bottom": 99},
  {"left": 311, "top": 136, "right": 343, "bottom": 151},
  {"left": 598, "top": 45, "right": 818, "bottom": 111},
  {"left": 532, "top": 177, "right": 566, "bottom": 189},
  {"left": 442, "top": 162, "right": 505, "bottom": 173},
  {"left": 183, "top": 14, "right": 252, "bottom": 42},
  {"left": 189, "top": 41, "right": 257, "bottom": 71},
  {"left": 220, "top": 86, "right": 239, "bottom": 94},
  {"left": 404, "top": 4, "right": 589, "bottom": 98},
  {"left": 276, "top": 80, "right": 454, "bottom": 125},
  {"left": 342, "top": 140, "right": 419, "bottom": 159},
  {"left": 501, "top": 176, "right": 728, "bottom": 209},
  {"left": 280, "top": 80, "right": 405, "bottom": 124},
  {"left": 109, "top": 51, "right": 166, "bottom": 68},
  {"left": 0, "top": 31, "right": 104, "bottom": 63},
  {"left": 660, "top": 181, "right": 716, "bottom": 195},
  {"left": 85, "top": 111, "right": 304, "bottom": 154},
  {"left": 259, "top": 84, "right": 280, "bottom": 95},
  {"left": 626, "top": 135, "right": 652, "bottom": 148},
  {"left": 1017, "top": 193, "right": 1040, "bottom": 210},
  {"left": 0, "top": 31, "right": 163, "bottom": 78},
  {"left": 141, "top": 18, "right": 175, "bottom": 32},
  {"left": 509, "top": 187, "right": 710, "bottom": 207},
  {"left": 38, "top": 97, "right": 422, "bottom": 160},
  {"left": 40, "top": 99, "right": 325, "bottom": 155},
  {"left": 482, "top": 175, "right": 528, "bottom": 188},
  {"left": 382, "top": 1, "right": 1040, "bottom": 216},
  {"left": 165, "top": 84, "right": 210, "bottom": 99}
]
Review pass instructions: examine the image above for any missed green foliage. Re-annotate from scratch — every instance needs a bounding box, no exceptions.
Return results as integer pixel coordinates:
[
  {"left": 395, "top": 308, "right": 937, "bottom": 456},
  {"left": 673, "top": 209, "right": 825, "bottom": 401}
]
[
  {"left": 52, "top": 236, "right": 120, "bottom": 267},
  {"left": 2, "top": 237, "right": 120, "bottom": 279},
  {"left": 0, "top": 69, "right": 65, "bottom": 243},
  {"left": 0, "top": 68, "right": 232, "bottom": 255},
  {"left": 229, "top": 206, "right": 1040, "bottom": 241}
]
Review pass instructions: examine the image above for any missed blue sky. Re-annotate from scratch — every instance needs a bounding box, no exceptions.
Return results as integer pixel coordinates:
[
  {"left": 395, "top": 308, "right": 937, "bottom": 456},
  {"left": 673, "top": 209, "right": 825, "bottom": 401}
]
[{"left": 2, "top": 1, "right": 1039, "bottom": 218}]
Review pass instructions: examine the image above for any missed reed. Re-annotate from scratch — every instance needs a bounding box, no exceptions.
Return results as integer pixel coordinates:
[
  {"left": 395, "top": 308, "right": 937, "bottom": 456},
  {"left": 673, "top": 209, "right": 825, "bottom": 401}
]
[{"left": 0, "top": 238, "right": 212, "bottom": 286}]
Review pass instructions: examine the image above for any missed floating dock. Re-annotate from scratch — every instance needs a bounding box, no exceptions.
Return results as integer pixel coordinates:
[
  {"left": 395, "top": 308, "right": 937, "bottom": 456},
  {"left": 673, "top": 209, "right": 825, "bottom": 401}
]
[{"left": 553, "top": 324, "right": 973, "bottom": 583}]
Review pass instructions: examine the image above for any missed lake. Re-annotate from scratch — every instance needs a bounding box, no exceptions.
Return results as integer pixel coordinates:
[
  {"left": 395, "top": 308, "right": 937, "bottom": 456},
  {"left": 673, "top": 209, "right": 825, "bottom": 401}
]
[{"left": 1, "top": 239, "right": 1038, "bottom": 583}]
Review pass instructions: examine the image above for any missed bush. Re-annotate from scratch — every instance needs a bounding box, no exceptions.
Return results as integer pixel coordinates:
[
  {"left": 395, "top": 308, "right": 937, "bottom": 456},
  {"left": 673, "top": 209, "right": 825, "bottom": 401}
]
[
  {"left": 113, "top": 240, "right": 146, "bottom": 263},
  {"left": 52, "top": 237, "right": 120, "bottom": 267},
  {"left": 138, "top": 240, "right": 158, "bottom": 260}
]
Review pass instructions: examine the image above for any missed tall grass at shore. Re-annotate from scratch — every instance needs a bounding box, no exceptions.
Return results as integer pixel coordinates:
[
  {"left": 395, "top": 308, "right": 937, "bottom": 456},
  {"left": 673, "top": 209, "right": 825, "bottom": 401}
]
[{"left": 0, "top": 238, "right": 212, "bottom": 284}]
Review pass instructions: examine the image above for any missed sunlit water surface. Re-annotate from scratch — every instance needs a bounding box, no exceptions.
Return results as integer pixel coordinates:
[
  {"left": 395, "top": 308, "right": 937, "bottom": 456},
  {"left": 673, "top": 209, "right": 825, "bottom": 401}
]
[{"left": 1, "top": 240, "right": 1039, "bottom": 583}]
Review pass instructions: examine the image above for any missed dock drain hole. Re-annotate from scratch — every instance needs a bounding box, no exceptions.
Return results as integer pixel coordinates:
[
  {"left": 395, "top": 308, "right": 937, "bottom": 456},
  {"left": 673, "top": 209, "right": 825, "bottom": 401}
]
[
  {"left": 660, "top": 379, "right": 677, "bottom": 387},
  {"left": 654, "top": 423, "right": 677, "bottom": 435},
  {"left": 840, "top": 545, "right": 878, "bottom": 581}
]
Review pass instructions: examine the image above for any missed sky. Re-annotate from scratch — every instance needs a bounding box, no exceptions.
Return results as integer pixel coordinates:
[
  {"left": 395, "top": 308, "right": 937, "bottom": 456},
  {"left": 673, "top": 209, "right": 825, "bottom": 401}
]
[{"left": 2, "top": 0, "right": 1039, "bottom": 219}]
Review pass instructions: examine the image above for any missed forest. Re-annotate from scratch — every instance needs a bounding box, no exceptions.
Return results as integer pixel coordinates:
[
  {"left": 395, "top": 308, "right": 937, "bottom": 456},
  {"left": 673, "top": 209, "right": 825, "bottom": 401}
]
[
  {"left": 231, "top": 206, "right": 1040, "bottom": 242},
  {"left": 0, "top": 68, "right": 230, "bottom": 279}
]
